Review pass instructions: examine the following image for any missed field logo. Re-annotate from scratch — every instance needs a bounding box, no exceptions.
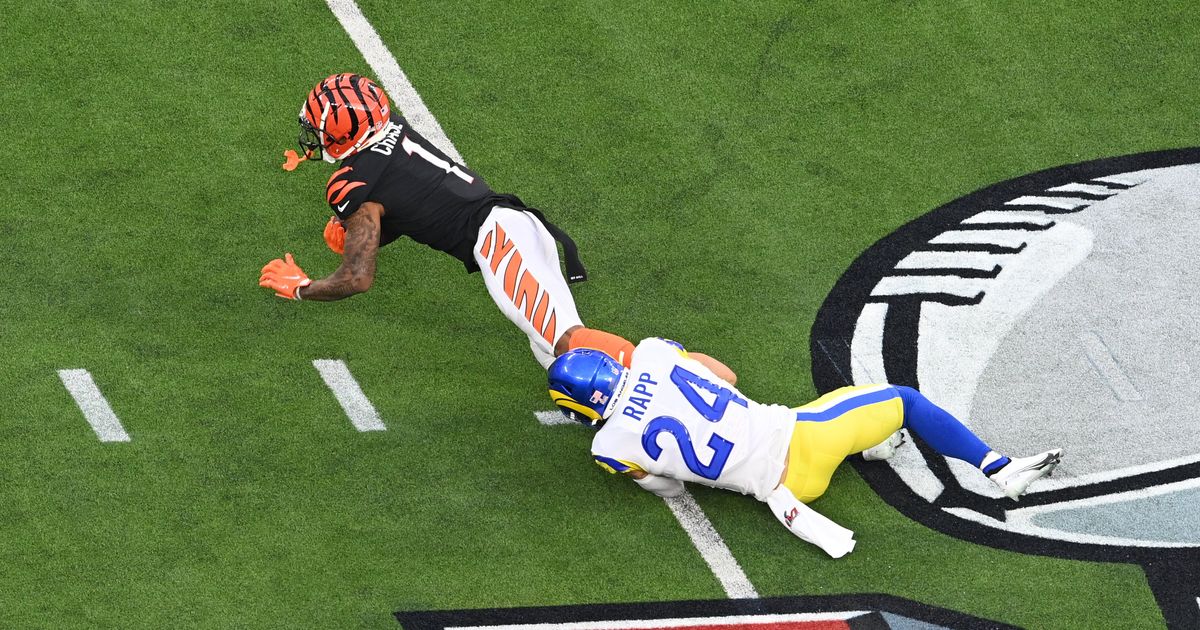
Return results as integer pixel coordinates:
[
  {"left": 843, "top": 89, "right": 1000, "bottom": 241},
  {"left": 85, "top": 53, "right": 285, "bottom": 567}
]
[
  {"left": 396, "top": 594, "right": 1014, "bottom": 630},
  {"left": 811, "top": 148, "right": 1200, "bottom": 628}
]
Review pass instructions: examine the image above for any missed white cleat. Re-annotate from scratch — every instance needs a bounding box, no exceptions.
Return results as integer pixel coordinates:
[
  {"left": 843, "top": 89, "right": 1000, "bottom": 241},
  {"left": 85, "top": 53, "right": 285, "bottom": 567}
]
[
  {"left": 989, "top": 449, "right": 1063, "bottom": 500},
  {"left": 861, "top": 431, "right": 906, "bottom": 461}
]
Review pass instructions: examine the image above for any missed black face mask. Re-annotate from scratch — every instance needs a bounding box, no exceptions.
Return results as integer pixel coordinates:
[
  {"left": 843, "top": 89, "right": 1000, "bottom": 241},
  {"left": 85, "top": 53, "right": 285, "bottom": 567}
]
[{"left": 297, "top": 118, "right": 323, "bottom": 161}]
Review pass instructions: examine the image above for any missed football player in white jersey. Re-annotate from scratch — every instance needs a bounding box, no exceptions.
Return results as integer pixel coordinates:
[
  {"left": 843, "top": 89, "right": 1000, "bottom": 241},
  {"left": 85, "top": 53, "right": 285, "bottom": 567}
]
[{"left": 547, "top": 338, "right": 1062, "bottom": 558}]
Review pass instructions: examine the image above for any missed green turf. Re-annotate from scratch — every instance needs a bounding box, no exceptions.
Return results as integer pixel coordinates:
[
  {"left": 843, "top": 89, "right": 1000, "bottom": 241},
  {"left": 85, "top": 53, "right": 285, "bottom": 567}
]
[{"left": 2, "top": 0, "right": 1192, "bottom": 627}]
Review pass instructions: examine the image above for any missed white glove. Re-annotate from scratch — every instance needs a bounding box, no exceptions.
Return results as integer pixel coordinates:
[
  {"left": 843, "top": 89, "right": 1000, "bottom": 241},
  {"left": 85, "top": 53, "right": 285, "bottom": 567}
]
[
  {"left": 765, "top": 484, "right": 856, "bottom": 558},
  {"left": 634, "top": 473, "right": 686, "bottom": 498}
]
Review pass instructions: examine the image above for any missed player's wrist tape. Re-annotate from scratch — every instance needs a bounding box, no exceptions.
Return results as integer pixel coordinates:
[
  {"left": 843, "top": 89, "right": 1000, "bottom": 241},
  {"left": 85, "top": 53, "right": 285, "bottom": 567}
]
[
  {"left": 634, "top": 473, "right": 685, "bottom": 498},
  {"left": 294, "top": 285, "right": 303, "bottom": 301}
]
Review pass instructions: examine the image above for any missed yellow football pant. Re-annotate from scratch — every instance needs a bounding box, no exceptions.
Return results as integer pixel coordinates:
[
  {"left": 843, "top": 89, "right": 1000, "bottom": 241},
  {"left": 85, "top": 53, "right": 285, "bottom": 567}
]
[{"left": 782, "top": 385, "right": 904, "bottom": 503}]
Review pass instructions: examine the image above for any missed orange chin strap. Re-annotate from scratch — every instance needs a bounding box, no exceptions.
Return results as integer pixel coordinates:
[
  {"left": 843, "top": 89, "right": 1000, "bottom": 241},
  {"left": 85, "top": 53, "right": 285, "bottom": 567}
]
[{"left": 568, "top": 328, "right": 635, "bottom": 368}]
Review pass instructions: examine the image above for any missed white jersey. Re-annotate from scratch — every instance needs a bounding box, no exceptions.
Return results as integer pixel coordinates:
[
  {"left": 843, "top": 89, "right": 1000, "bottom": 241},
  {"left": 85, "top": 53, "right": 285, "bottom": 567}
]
[{"left": 591, "top": 338, "right": 795, "bottom": 500}]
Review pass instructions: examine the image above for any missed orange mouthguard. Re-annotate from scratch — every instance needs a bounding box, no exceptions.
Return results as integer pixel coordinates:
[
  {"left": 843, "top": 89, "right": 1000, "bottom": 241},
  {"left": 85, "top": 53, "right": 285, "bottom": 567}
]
[{"left": 282, "top": 149, "right": 307, "bottom": 171}]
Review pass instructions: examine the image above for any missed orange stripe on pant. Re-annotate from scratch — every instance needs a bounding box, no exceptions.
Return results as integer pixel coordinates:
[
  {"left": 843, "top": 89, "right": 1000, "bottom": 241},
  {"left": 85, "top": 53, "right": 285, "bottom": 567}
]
[
  {"left": 541, "top": 311, "right": 557, "bottom": 345},
  {"left": 513, "top": 270, "right": 541, "bottom": 320},
  {"left": 499, "top": 242, "right": 559, "bottom": 344},
  {"left": 530, "top": 293, "right": 550, "bottom": 335},
  {"left": 486, "top": 224, "right": 516, "bottom": 274},
  {"left": 478, "top": 229, "right": 494, "bottom": 260},
  {"left": 503, "top": 250, "right": 525, "bottom": 299}
]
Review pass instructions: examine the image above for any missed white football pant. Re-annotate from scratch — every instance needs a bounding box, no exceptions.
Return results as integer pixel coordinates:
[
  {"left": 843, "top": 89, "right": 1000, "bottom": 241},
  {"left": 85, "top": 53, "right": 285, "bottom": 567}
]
[{"left": 474, "top": 206, "right": 583, "bottom": 368}]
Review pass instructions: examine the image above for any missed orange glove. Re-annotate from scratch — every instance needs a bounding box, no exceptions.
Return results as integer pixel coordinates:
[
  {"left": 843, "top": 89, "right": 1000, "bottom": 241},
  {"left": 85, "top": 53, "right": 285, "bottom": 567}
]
[
  {"left": 324, "top": 217, "right": 346, "bottom": 255},
  {"left": 259, "top": 253, "right": 312, "bottom": 300}
]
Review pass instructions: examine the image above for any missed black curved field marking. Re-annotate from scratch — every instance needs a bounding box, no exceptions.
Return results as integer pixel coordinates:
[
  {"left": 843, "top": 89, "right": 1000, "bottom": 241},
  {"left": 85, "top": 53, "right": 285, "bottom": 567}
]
[{"left": 811, "top": 148, "right": 1200, "bottom": 630}]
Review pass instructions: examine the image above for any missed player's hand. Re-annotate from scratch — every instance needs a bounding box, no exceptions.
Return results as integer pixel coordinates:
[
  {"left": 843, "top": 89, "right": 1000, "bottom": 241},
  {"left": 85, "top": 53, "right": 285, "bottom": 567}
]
[
  {"left": 323, "top": 217, "right": 346, "bottom": 255},
  {"left": 259, "top": 253, "right": 312, "bottom": 300}
]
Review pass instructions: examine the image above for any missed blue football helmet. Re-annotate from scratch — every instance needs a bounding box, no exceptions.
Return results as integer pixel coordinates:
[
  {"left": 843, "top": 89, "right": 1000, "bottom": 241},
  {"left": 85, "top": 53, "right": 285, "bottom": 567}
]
[{"left": 547, "top": 349, "right": 626, "bottom": 426}]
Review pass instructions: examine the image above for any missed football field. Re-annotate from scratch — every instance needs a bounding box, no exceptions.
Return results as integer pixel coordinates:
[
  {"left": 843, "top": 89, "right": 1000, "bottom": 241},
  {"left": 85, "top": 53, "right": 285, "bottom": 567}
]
[{"left": 3, "top": 1, "right": 1197, "bottom": 628}]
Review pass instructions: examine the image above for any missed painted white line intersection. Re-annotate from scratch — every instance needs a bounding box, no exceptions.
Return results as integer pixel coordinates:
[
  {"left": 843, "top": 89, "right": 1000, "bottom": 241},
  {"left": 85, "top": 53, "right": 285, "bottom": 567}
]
[
  {"left": 312, "top": 360, "right": 387, "bottom": 432},
  {"left": 57, "top": 369, "right": 131, "bottom": 442}
]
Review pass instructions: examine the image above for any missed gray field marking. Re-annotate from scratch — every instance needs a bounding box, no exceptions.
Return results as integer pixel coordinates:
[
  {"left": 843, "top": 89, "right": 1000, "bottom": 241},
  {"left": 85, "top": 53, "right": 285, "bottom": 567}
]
[
  {"left": 312, "top": 360, "right": 387, "bottom": 431},
  {"left": 1078, "top": 330, "right": 1143, "bottom": 402},
  {"left": 57, "top": 369, "right": 131, "bottom": 442}
]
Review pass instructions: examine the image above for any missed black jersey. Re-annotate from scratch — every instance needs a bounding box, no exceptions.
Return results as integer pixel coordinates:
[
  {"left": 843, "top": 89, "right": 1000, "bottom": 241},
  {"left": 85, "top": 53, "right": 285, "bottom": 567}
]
[{"left": 325, "top": 113, "right": 499, "bottom": 271}]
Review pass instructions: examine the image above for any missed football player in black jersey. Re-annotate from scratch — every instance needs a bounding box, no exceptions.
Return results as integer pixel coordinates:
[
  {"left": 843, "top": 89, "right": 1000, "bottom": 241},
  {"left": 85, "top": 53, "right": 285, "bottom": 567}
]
[{"left": 259, "top": 73, "right": 629, "bottom": 368}]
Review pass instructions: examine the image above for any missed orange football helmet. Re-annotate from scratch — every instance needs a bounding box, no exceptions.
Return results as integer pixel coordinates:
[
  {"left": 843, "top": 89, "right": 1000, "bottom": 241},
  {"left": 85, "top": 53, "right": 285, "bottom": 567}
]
[{"left": 298, "top": 73, "right": 391, "bottom": 163}]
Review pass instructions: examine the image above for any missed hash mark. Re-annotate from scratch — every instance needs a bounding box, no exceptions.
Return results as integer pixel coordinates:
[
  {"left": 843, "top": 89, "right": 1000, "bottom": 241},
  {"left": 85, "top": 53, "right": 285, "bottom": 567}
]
[
  {"left": 58, "top": 369, "right": 131, "bottom": 443},
  {"left": 313, "top": 359, "right": 387, "bottom": 431}
]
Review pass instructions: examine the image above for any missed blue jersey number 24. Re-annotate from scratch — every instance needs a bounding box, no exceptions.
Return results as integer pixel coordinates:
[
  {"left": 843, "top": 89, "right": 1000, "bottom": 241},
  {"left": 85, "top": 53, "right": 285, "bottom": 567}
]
[
  {"left": 641, "top": 417, "right": 734, "bottom": 480},
  {"left": 641, "top": 366, "right": 744, "bottom": 479}
]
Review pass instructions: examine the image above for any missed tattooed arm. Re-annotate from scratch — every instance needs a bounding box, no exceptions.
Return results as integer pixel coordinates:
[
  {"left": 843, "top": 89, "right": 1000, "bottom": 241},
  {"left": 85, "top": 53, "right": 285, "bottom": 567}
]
[{"left": 297, "top": 202, "right": 383, "bottom": 301}]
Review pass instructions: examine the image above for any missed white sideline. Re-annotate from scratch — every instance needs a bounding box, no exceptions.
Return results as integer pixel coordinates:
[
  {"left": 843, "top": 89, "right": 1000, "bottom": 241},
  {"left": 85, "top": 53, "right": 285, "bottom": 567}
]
[
  {"left": 324, "top": 0, "right": 464, "bottom": 164},
  {"left": 449, "top": 611, "right": 858, "bottom": 630},
  {"left": 312, "top": 360, "right": 387, "bottom": 431},
  {"left": 57, "top": 369, "right": 131, "bottom": 442},
  {"left": 323, "top": 0, "right": 757, "bottom": 599}
]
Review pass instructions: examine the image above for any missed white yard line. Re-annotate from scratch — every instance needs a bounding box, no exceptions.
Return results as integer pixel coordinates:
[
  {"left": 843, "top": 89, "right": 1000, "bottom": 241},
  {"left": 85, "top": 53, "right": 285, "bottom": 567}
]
[
  {"left": 327, "top": 0, "right": 755, "bottom": 597},
  {"left": 664, "top": 491, "right": 760, "bottom": 598},
  {"left": 323, "top": 0, "right": 464, "bottom": 164},
  {"left": 534, "top": 410, "right": 574, "bottom": 426},
  {"left": 312, "top": 360, "right": 387, "bottom": 431},
  {"left": 57, "top": 369, "right": 131, "bottom": 442}
]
